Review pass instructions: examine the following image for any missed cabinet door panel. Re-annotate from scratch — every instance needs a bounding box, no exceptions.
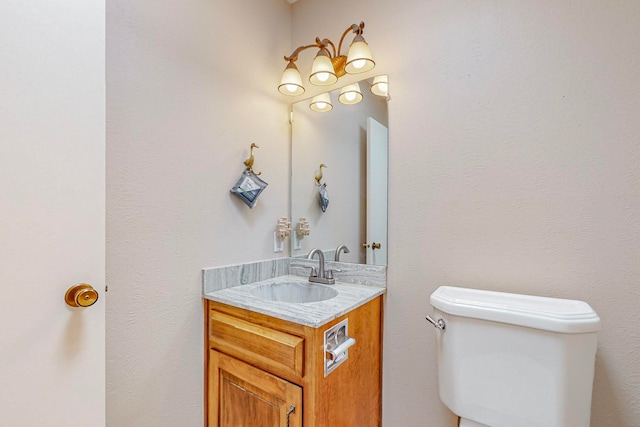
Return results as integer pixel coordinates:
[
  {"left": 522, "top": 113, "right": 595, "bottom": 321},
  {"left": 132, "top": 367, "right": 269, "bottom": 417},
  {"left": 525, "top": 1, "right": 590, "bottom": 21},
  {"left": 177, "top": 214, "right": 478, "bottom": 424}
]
[{"left": 210, "top": 350, "right": 302, "bottom": 427}]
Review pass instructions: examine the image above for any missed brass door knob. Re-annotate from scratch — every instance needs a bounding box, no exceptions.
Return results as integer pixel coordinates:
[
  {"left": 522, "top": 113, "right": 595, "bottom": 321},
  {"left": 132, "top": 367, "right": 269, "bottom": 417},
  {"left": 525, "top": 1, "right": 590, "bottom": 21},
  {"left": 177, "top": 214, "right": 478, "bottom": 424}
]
[
  {"left": 363, "top": 242, "right": 382, "bottom": 250},
  {"left": 65, "top": 284, "right": 99, "bottom": 308}
]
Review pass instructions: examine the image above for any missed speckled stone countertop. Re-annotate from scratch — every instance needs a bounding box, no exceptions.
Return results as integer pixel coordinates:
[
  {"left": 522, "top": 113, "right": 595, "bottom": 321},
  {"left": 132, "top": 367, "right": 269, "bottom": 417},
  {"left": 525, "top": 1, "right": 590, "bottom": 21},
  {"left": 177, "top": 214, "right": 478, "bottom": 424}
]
[{"left": 203, "top": 275, "right": 385, "bottom": 328}]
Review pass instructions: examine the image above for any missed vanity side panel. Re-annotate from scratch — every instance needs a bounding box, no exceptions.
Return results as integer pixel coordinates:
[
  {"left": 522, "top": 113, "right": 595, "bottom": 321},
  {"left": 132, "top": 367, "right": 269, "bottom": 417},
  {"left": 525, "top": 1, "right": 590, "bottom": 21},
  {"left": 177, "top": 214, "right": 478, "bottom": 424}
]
[
  {"left": 310, "top": 296, "right": 383, "bottom": 427},
  {"left": 204, "top": 301, "right": 210, "bottom": 427}
]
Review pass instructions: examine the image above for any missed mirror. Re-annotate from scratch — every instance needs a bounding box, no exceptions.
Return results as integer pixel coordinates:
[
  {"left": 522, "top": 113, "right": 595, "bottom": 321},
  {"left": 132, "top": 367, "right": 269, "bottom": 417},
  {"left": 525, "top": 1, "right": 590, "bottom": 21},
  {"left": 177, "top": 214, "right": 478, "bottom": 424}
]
[{"left": 290, "top": 76, "right": 389, "bottom": 265}]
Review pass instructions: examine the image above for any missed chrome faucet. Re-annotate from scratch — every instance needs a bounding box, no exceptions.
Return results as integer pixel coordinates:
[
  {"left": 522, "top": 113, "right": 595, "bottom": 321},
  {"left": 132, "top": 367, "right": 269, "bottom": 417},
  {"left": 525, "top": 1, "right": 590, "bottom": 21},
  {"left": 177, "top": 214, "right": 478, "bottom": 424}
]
[
  {"left": 307, "top": 248, "right": 335, "bottom": 285},
  {"left": 335, "top": 244, "right": 350, "bottom": 261}
]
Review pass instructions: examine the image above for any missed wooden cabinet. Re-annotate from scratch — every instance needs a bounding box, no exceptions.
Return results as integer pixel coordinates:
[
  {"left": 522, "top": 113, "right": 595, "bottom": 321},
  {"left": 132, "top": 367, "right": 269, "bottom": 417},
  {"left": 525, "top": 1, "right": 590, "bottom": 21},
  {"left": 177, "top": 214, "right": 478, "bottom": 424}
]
[
  {"left": 205, "top": 296, "right": 382, "bottom": 427},
  {"left": 210, "top": 351, "right": 302, "bottom": 427}
]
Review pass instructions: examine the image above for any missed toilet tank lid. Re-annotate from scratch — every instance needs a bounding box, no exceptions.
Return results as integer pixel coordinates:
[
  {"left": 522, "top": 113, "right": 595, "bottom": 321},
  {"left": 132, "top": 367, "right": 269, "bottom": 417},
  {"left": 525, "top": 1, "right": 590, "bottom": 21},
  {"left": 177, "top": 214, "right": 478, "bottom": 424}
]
[{"left": 430, "top": 286, "right": 601, "bottom": 333}]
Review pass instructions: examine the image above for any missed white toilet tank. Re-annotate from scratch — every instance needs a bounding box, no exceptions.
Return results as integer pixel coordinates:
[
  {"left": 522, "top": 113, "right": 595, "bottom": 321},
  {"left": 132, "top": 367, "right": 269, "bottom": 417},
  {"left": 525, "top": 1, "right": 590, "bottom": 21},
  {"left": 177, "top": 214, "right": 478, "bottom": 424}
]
[{"left": 430, "top": 286, "right": 601, "bottom": 427}]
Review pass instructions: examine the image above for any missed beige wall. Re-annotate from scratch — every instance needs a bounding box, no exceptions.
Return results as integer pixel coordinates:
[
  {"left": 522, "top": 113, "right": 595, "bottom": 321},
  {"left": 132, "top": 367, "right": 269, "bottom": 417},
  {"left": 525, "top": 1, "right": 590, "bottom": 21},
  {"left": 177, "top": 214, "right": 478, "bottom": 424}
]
[
  {"left": 106, "top": 0, "right": 291, "bottom": 425},
  {"left": 292, "top": 0, "right": 640, "bottom": 425},
  {"left": 107, "top": 0, "right": 640, "bottom": 425}
]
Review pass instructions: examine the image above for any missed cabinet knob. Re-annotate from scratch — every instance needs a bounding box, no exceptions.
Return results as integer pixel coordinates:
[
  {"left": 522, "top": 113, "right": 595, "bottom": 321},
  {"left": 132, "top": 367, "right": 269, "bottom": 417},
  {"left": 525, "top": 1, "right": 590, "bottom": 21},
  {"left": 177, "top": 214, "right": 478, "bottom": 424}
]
[{"left": 65, "top": 284, "right": 99, "bottom": 308}]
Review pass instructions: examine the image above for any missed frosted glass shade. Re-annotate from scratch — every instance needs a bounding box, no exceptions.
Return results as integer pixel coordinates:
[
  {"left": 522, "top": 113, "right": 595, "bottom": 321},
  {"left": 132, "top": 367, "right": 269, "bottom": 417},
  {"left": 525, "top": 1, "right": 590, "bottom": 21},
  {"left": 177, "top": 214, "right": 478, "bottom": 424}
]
[
  {"left": 345, "top": 35, "right": 375, "bottom": 74},
  {"left": 370, "top": 75, "right": 388, "bottom": 97},
  {"left": 278, "top": 62, "right": 305, "bottom": 96},
  {"left": 338, "top": 83, "right": 363, "bottom": 105},
  {"left": 310, "top": 93, "right": 333, "bottom": 112},
  {"left": 310, "top": 51, "right": 338, "bottom": 86}
]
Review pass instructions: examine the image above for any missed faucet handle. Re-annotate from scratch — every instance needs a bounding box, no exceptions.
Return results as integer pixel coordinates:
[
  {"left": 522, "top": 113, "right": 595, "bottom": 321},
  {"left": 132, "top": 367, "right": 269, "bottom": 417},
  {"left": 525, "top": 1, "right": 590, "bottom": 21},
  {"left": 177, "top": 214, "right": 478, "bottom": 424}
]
[
  {"left": 303, "top": 265, "right": 318, "bottom": 277},
  {"left": 326, "top": 268, "right": 342, "bottom": 280}
]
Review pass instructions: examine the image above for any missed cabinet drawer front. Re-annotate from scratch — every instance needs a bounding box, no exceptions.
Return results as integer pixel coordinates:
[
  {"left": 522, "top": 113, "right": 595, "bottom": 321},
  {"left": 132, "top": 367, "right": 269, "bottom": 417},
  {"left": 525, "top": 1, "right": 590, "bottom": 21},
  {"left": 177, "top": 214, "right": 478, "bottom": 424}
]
[{"left": 210, "top": 310, "right": 304, "bottom": 380}]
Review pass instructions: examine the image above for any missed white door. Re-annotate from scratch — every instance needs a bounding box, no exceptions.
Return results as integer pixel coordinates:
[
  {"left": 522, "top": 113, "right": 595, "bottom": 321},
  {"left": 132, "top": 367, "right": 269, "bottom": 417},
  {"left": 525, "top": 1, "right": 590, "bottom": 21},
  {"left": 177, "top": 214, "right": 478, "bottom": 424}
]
[
  {"left": 0, "top": 2, "right": 105, "bottom": 426},
  {"left": 366, "top": 117, "right": 389, "bottom": 266}
]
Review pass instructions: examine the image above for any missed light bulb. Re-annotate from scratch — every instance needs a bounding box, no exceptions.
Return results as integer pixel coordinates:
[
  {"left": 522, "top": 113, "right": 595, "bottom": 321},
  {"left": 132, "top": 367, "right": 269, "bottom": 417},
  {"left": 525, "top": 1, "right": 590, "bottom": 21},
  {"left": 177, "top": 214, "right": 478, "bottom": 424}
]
[
  {"left": 310, "top": 92, "right": 333, "bottom": 112},
  {"left": 370, "top": 75, "right": 389, "bottom": 97},
  {"left": 338, "top": 83, "right": 363, "bottom": 105},
  {"left": 316, "top": 72, "right": 329, "bottom": 83},
  {"left": 285, "top": 84, "right": 298, "bottom": 93},
  {"left": 351, "top": 59, "right": 366, "bottom": 70}
]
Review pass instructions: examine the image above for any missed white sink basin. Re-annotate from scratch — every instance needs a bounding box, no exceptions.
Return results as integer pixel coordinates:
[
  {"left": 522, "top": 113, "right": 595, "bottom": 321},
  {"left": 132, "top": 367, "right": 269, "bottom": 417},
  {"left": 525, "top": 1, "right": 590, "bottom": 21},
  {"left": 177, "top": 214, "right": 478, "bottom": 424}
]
[{"left": 250, "top": 282, "right": 338, "bottom": 304}]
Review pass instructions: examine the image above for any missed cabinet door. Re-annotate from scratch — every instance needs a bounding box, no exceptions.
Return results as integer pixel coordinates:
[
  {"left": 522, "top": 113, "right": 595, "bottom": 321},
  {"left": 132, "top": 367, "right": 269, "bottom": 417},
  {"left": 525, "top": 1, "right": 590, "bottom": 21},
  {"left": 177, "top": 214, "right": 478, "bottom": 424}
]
[{"left": 209, "top": 350, "right": 302, "bottom": 427}]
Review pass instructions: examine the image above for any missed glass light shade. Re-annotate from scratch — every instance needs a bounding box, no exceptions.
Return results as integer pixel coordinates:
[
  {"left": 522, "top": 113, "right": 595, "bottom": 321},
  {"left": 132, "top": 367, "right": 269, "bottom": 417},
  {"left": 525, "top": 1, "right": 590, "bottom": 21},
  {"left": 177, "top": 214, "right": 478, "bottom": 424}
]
[
  {"left": 338, "top": 83, "right": 363, "bottom": 105},
  {"left": 278, "top": 62, "right": 305, "bottom": 96},
  {"left": 309, "top": 51, "right": 338, "bottom": 86},
  {"left": 370, "top": 75, "right": 388, "bottom": 97},
  {"left": 309, "top": 93, "right": 333, "bottom": 112},
  {"left": 345, "top": 35, "right": 375, "bottom": 74}
]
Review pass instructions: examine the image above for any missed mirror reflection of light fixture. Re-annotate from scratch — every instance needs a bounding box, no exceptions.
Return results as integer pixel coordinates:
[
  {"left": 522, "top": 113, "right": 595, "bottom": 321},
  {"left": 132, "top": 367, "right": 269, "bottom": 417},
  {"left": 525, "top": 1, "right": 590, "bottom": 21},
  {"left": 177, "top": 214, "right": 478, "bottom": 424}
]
[
  {"left": 278, "top": 22, "right": 375, "bottom": 96},
  {"left": 310, "top": 93, "right": 333, "bottom": 112},
  {"left": 338, "top": 83, "right": 363, "bottom": 105},
  {"left": 370, "top": 75, "right": 388, "bottom": 97}
]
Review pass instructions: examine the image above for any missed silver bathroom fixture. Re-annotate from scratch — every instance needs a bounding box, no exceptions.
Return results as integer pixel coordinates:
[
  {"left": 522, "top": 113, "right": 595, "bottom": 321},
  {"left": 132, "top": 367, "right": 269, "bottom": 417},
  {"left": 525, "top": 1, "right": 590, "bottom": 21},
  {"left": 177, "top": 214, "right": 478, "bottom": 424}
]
[
  {"left": 324, "top": 318, "right": 356, "bottom": 376},
  {"left": 335, "top": 244, "right": 350, "bottom": 261},
  {"left": 307, "top": 248, "right": 339, "bottom": 284},
  {"left": 425, "top": 315, "right": 445, "bottom": 330}
]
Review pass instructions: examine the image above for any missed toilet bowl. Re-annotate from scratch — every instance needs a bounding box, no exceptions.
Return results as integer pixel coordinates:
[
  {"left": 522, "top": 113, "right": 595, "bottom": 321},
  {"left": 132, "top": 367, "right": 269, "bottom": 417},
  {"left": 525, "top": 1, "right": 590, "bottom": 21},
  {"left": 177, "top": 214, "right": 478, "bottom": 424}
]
[{"left": 428, "top": 286, "right": 601, "bottom": 427}]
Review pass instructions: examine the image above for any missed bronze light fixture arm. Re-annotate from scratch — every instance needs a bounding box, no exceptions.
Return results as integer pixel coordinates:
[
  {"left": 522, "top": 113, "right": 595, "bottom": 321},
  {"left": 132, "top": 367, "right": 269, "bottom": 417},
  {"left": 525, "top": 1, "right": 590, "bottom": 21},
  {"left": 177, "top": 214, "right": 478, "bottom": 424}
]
[
  {"left": 337, "top": 22, "right": 364, "bottom": 57},
  {"left": 284, "top": 43, "right": 321, "bottom": 63},
  {"left": 284, "top": 22, "right": 364, "bottom": 63},
  {"left": 318, "top": 38, "right": 336, "bottom": 57},
  {"left": 278, "top": 21, "right": 373, "bottom": 96}
]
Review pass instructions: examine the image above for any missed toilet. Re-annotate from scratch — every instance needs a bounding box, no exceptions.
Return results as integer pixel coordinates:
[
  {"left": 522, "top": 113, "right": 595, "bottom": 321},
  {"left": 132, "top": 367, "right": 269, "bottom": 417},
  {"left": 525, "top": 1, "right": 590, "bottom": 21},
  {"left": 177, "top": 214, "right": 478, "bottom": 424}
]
[{"left": 428, "top": 286, "right": 601, "bottom": 427}]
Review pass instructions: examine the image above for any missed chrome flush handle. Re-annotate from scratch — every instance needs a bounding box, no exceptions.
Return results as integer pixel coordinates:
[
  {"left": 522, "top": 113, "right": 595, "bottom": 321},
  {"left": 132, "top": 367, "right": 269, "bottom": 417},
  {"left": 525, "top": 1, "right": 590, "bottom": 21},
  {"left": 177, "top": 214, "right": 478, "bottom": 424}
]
[{"left": 425, "top": 315, "right": 446, "bottom": 330}]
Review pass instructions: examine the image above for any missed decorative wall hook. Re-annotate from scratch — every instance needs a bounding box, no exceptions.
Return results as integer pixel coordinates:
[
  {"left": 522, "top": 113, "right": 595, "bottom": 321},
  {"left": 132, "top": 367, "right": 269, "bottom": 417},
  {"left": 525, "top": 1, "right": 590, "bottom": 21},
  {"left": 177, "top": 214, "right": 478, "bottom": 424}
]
[
  {"left": 315, "top": 163, "right": 327, "bottom": 186},
  {"left": 243, "top": 143, "right": 262, "bottom": 175},
  {"left": 276, "top": 217, "right": 292, "bottom": 240},
  {"left": 230, "top": 145, "right": 268, "bottom": 209}
]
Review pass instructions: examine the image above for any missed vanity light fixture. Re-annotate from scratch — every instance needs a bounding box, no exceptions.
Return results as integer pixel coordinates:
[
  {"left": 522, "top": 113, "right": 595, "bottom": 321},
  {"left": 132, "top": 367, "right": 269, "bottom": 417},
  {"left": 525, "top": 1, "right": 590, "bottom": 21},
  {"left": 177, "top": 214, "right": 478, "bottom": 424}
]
[
  {"left": 338, "top": 82, "right": 363, "bottom": 105},
  {"left": 370, "top": 75, "right": 388, "bottom": 97},
  {"left": 278, "top": 22, "right": 375, "bottom": 96},
  {"left": 310, "top": 93, "right": 333, "bottom": 112}
]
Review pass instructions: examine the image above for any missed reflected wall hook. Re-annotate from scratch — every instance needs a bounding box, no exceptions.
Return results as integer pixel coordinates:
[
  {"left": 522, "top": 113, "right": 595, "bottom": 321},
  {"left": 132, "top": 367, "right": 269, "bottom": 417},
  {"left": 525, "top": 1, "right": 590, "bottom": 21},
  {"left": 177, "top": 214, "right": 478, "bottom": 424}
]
[
  {"left": 315, "top": 163, "right": 327, "bottom": 186},
  {"left": 243, "top": 143, "right": 262, "bottom": 175}
]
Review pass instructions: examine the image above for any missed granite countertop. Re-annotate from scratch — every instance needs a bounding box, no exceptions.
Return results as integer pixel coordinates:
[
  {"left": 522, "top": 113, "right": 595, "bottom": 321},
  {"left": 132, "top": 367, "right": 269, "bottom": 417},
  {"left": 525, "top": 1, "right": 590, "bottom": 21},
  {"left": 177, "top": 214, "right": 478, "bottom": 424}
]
[{"left": 203, "top": 274, "right": 385, "bottom": 328}]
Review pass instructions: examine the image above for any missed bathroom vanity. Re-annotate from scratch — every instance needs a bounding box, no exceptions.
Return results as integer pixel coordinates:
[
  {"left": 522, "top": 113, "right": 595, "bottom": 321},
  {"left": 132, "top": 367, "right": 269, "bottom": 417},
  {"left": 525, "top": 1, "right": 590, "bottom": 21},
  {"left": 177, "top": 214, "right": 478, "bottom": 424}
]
[{"left": 203, "top": 273, "right": 384, "bottom": 427}]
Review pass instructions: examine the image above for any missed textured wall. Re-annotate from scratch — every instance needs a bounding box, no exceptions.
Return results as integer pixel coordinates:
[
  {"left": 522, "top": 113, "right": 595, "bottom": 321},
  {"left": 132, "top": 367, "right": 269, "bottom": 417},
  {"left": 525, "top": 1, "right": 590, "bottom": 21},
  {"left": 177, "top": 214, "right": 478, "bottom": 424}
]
[
  {"left": 107, "top": 0, "right": 640, "bottom": 424},
  {"left": 106, "top": 0, "right": 291, "bottom": 425},
  {"left": 291, "top": 0, "right": 640, "bottom": 425}
]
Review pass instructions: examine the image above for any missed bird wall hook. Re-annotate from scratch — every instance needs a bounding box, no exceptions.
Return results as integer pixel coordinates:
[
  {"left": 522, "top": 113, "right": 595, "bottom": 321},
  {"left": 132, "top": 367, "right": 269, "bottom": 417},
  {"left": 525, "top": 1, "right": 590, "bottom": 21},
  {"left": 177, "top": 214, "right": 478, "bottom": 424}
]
[
  {"left": 315, "top": 163, "right": 327, "bottom": 186},
  {"left": 243, "top": 143, "right": 261, "bottom": 175}
]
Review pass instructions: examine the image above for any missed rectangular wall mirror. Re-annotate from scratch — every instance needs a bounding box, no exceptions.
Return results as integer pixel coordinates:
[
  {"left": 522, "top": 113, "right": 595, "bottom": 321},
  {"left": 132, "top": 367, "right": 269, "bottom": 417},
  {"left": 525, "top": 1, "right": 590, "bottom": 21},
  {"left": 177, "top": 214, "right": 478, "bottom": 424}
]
[{"left": 290, "top": 76, "right": 389, "bottom": 265}]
